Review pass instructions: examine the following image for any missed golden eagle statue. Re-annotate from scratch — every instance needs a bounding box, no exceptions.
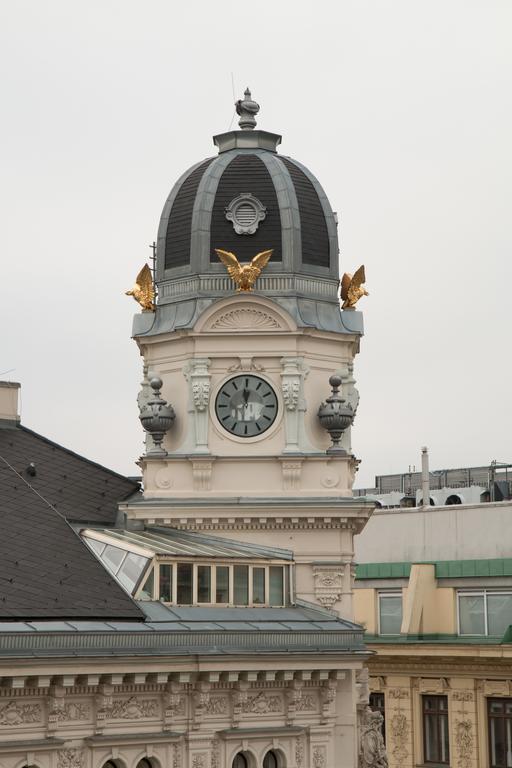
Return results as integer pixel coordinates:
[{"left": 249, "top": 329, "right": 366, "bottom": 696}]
[
  {"left": 125, "top": 264, "right": 155, "bottom": 311},
  {"left": 340, "top": 265, "right": 369, "bottom": 309},
  {"left": 215, "top": 249, "right": 273, "bottom": 292}
]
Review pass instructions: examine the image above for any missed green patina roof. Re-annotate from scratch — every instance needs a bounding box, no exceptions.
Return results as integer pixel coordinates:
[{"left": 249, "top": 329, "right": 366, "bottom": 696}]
[
  {"left": 364, "top": 633, "right": 512, "bottom": 645},
  {"left": 356, "top": 558, "right": 512, "bottom": 580}
]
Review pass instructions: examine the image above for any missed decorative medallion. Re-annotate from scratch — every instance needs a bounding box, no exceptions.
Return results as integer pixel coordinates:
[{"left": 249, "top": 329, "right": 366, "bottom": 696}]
[
  {"left": 109, "top": 696, "right": 158, "bottom": 719},
  {"left": 0, "top": 700, "right": 41, "bottom": 725},
  {"left": 225, "top": 193, "right": 266, "bottom": 235}
]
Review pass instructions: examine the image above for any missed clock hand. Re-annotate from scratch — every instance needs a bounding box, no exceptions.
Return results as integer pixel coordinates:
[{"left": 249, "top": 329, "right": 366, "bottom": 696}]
[{"left": 243, "top": 389, "right": 250, "bottom": 404}]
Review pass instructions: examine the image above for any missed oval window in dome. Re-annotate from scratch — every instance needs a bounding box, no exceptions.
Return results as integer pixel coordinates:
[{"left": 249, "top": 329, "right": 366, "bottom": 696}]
[{"left": 225, "top": 193, "right": 266, "bottom": 235}]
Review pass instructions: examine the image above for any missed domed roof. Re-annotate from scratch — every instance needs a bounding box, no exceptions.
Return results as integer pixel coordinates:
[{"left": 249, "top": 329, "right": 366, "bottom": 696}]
[{"left": 136, "top": 91, "right": 362, "bottom": 337}]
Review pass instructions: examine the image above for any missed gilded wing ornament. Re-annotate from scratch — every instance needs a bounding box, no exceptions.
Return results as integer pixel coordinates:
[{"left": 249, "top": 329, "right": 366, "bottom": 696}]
[
  {"left": 215, "top": 249, "right": 273, "bottom": 291},
  {"left": 125, "top": 264, "right": 155, "bottom": 311},
  {"left": 340, "top": 264, "right": 369, "bottom": 309}
]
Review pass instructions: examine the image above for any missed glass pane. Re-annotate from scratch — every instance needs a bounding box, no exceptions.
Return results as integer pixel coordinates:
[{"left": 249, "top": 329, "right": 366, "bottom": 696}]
[
  {"left": 459, "top": 594, "right": 485, "bottom": 634},
  {"left": 269, "top": 566, "right": 284, "bottom": 606},
  {"left": 252, "top": 567, "right": 265, "bottom": 604},
  {"left": 488, "top": 594, "right": 512, "bottom": 637},
  {"left": 424, "top": 712, "right": 440, "bottom": 761},
  {"left": 490, "top": 716, "right": 505, "bottom": 767},
  {"left": 216, "top": 566, "right": 229, "bottom": 603},
  {"left": 86, "top": 538, "right": 106, "bottom": 556},
  {"left": 263, "top": 752, "right": 278, "bottom": 768},
  {"left": 234, "top": 565, "right": 249, "bottom": 605},
  {"left": 139, "top": 568, "right": 154, "bottom": 600},
  {"left": 506, "top": 717, "right": 512, "bottom": 767},
  {"left": 197, "top": 566, "right": 211, "bottom": 603},
  {"left": 102, "top": 545, "right": 126, "bottom": 573},
  {"left": 232, "top": 755, "right": 248, "bottom": 768},
  {"left": 159, "top": 564, "right": 172, "bottom": 602},
  {"left": 440, "top": 712, "right": 449, "bottom": 763},
  {"left": 177, "top": 563, "right": 193, "bottom": 604},
  {"left": 284, "top": 566, "right": 289, "bottom": 606},
  {"left": 117, "top": 552, "right": 149, "bottom": 592},
  {"left": 490, "top": 701, "right": 505, "bottom": 714},
  {"left": 379, "top": 595, "right": 402, "bottom": 634}
]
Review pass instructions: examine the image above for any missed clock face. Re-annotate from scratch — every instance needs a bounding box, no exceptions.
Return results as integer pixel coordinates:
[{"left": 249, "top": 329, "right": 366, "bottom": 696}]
[{"left": 215, "top": 375, "right": 278, "bottom": 438}]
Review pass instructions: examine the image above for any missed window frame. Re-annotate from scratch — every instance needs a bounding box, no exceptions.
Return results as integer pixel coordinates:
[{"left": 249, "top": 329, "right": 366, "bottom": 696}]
[
  {"left": 488, "top": 697, "right": 512, "bottom": 768},
  {"left": 377, "top": 591, "right": 403, "bottom": 636},
  {"left": 150, "top": 560, "right": 289, "bottom": 608},
  {"left": 457, "top": 590, "right": 512, "bottom": 637},
  {"left": 422, "top": 694, "right": 450, "bottom": 765}
]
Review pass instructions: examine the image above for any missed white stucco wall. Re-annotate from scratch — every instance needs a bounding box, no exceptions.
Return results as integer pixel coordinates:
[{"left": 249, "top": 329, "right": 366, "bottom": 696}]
[{"left": 355, "top": 500, "right": 512, "bottom": 563}]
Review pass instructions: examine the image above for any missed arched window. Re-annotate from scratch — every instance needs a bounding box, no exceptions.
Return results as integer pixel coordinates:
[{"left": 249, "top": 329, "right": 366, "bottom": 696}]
[
  {"left": 136, "top": 760, "right": 153, "bottom": 768},
  {"left": 103, "top": 763, "right": 118, "bottom": 768},
  {"left": 263, "top": 751, "right": 279, "bottom": 768},
  {"left": 232, "top": 754, "right": 248, "bottom": 768},
  {"left": 446, "top": 494, "right": 462, "bottom": 505}
]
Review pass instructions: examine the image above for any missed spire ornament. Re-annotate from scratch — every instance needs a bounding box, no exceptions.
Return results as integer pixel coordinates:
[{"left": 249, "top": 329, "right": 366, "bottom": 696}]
[
  {"left": 317, "top": 375, "right": 354, "bottom": 455},
  {"left": 139, "top": 377, "right": 175, "bottom": 456},
  {"left": 235, "top": 88, "right": 260, "bottom": 130}
]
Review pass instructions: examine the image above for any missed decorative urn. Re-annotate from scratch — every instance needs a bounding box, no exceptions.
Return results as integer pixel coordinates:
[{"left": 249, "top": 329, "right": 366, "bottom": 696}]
[
  {"left": 139, "top": 377, "right": 175, "bottom": 456},
  {"left": 317, "top": 375, "right": 354, "bottom": 455}
]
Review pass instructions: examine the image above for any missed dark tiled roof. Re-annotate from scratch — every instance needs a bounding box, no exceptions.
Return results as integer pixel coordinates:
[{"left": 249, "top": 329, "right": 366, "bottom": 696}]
[
  {"left": 0, "top": 424, "right": 139, "bottom": 523},
  {"left": 0, "top": 475, "right": 143, "bottom": 619},
  {"left": 0, "top": 423, "right": 143, "bottom": 619}
]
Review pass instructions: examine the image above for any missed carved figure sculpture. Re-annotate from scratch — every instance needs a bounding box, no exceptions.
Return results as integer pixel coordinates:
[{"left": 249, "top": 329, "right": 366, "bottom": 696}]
[
  {"left": 125, "top": 264, "right": 155, "bottom": 310},
  {"left": 340, "top": 265, "right": 369, "bottom": 309},
  {"left": 359, "top": 707, "right": 388, "bottom": 768},
  {"left": 215, "top": 249, "right": 273, "bottom": 292}
]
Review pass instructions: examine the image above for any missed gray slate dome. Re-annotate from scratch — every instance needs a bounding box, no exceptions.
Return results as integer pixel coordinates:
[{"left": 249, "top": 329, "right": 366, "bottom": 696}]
[{"left": 136, "top": 91, "right": 362, "bottom": 337}]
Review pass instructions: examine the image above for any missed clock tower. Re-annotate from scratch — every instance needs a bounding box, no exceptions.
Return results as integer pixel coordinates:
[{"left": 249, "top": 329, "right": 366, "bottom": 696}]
[
  {"left": 127, "top": 89, "right": 373, "bottom": 615},
  {"left": 121, "top": 90, "right": 376, "bottom": 767}
]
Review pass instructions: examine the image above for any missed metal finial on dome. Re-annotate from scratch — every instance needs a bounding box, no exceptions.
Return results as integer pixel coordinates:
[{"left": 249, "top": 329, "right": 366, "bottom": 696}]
[{"left": 235, "top": 87, "right": 260, "bottom": 130}]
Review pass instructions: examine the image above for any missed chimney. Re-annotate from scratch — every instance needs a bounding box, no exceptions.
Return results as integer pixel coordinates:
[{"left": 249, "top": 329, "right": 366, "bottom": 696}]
[
  {"left": 421, "top": 446, "right": 430, "bottom": 507},
  {"left": 0, "top": 382, "right": 21, "bottom": 425}
]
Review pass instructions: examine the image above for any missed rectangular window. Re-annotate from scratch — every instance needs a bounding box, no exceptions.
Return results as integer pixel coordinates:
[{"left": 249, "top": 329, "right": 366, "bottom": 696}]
[
  {"left": 197, "top": 565, "right": 211, "bottom": 603},
  {"left": 216, "top": 566, "right": 230, "bottom": 603},
  {"left": 423, "top": 695, "right": 449, "bottom": 765},
  {"left": 378, "top": 592, "right": 402, "bottom": 635},
  {"left": 234, "top": 565, "right": 249, "bottom": 605},
  {"left": 369, "top": 692, "right": 386, "bottom": 743},
  {"left": 488, "top": 698, "right": 512, "bottom": 768},
  {"left": 252, "top": 567, "right": 265, "bottom": 604},
  {"left": 459, "top": 593, "right": 486, "bottom": 634},
  {"left": 458, "top": 591, "right": 512, "bottom": 636},
  {"left": 139, "top": 568, "right": 154, "bottom": 601},
  {"left": 177, "top": 563, "right": 193, "bottom": 604},
  {"left": 269, "top": 566, "right": 284, "bottom": 606},
  {"left": 159, "top": 564, "right": 172, "bottom": 602},
  {"left": 488, "top": 594, "right": 512, "bottom": 637}
]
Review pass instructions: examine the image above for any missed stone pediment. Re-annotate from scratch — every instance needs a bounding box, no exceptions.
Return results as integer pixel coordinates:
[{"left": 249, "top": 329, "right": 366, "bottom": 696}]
[{"left": 194, "top": 296, "right": 296, "bottom": 334}]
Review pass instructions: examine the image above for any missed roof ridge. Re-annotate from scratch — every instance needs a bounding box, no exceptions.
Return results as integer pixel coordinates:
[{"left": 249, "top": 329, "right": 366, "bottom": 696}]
[{"left": 0, "top": 452, "right": 67, "bottom": 522}]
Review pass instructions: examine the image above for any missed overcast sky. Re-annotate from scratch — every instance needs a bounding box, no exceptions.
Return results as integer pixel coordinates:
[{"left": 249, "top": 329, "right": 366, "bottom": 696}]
[{"left": 1, "top": 1, "right": 510, "bottom": 487}]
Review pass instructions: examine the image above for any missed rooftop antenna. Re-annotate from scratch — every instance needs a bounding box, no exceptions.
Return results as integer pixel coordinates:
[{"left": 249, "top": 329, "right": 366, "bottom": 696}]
[{"left": 228, "top": 72, "right": 237, "bottom": 130}]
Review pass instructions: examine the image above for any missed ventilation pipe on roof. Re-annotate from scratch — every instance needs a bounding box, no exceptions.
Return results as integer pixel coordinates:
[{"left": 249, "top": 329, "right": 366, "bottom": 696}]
[{"left": 421, "top": 446, "right": 430, "bottom": 507}]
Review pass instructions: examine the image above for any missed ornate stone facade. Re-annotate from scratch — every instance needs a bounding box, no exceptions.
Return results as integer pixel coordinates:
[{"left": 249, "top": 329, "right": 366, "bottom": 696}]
[{"left": 0, "top": 673, "right": 359, "bottom": 767}]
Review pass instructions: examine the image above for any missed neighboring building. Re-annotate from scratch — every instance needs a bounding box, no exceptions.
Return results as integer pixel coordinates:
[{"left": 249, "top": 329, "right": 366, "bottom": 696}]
[
  {"left": 0, "top": 92, "right": 375, "bottom": 768},
  {"left": 354, "top": 499, "right": 512, "bottom": 768},
  {"left": 355, "top": 463, "right": 512, "bottom": 505}
]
